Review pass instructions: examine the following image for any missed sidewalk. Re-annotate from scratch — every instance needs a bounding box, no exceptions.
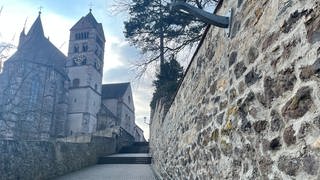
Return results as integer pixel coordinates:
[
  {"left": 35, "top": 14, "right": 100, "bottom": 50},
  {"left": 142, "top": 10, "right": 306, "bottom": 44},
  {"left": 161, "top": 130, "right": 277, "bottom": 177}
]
[{"left": 55, "top": 164, "right": 157, "bottom": 180}]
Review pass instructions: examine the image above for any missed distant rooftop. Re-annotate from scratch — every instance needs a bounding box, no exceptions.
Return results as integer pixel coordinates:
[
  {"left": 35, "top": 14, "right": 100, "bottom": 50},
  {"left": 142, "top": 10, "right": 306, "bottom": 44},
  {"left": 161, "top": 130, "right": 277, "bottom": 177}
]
[{"left": 102, "top": 82, "right": 130, "bottom": 99}]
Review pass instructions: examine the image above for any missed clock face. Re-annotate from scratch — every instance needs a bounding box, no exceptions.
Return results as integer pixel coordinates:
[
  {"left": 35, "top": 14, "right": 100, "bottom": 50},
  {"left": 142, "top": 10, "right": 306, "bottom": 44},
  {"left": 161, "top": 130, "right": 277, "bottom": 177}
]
[{"left": 73, "top": 55, "right": 86, "bottom": 65}]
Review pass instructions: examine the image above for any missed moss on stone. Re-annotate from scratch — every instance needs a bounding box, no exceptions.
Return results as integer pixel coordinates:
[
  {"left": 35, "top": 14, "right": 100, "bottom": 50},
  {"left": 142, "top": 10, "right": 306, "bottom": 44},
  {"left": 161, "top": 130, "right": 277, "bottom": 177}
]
[
  {"left": 211, "top": 129, "right": 220, "bottom": 142},
  {"left": 226, "top": 106, "right": 238, "bottom": 121}
]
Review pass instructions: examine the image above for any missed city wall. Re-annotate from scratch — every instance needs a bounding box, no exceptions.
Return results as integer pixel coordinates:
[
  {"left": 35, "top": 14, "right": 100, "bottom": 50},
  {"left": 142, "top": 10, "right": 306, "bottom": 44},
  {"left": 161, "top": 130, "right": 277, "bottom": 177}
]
[
  {"left": 0, "top": 127, "right": 134, "bottom": 180},
  {"left": 150, "top": 0, "right": 320, "bottom": 179}
]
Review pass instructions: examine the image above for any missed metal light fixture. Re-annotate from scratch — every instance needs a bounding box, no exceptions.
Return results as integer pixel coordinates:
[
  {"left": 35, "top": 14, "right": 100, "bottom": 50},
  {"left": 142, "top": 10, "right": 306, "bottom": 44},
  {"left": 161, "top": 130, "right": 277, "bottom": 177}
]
[{"left": 170, "top": 0, "right": 233, "bottom": 35}]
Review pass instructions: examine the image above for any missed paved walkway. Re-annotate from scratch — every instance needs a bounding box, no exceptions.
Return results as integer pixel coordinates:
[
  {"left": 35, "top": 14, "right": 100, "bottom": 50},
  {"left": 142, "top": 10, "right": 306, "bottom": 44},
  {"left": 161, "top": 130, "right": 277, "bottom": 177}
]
[
  {"left": 55, "top": 164, "right": 157, "bottom": 180},
  {"left": 107, "top": 153, "right": 151, "bottom": 157}
]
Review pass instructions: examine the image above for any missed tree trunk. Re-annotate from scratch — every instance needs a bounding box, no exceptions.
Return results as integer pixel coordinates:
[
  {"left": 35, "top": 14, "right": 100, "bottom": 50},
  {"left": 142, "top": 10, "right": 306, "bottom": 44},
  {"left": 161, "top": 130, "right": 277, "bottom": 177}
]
[{"left": 159, "top": 0, "right": 165, "bottom": 73}]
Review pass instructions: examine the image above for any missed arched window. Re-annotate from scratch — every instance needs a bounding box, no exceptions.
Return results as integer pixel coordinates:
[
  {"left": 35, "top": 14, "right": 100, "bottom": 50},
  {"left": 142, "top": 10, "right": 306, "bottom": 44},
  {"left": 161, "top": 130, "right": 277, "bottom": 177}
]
[
  {"left": 74, "top": 44, "right": 79, "bottom": 53},
  {"left": 49, "top": 70, "right": 55, "bottom": 81},
  {"left": 73, "top": 79, "right": 80, "bottom": 87},
  {"left": 82, "top": 43, "right": 88, "bottom": 52},
  {"left": 17, "top": 63, "right": 24, "bottom": 75},
  {"left": 75, "top": 32, "right": 89, "bottom": 40},
  {"left": 29, "top": 77, "right": 41, "bottom": 107},
  {"left": 95, "top": 45, "right": 99, "bottom": 55}
]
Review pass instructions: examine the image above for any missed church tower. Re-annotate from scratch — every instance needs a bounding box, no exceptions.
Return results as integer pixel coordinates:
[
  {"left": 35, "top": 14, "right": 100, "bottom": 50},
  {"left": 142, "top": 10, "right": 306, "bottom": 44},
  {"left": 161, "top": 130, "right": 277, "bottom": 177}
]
[{"left": 66, "top": 10, "right": 105, "bottom": 134}]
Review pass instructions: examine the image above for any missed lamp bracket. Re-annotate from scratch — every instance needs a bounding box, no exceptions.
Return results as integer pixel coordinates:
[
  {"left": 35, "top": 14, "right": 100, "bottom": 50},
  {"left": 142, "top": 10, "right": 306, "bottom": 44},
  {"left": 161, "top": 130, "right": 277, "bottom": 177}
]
[{"left": 170, "top": 0, "right": 232, "bottom": 30}]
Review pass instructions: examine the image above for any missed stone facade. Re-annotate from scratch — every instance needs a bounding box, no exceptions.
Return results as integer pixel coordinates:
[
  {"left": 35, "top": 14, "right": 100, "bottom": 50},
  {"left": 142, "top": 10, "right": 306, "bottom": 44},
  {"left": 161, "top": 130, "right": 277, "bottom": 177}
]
[
  {"left": 66, "top": 11, "right": 105, "bottom": 134},
  {"left": 134, "top": 124, "right": 146, "bottom": 142},
  {"left": 0, "top": 16, "right": 68, "bottom": 140},
  {"left": 0, "top": 12, "right": 144, "bottom": 141},
  {"left": 150, "top": 0, "right": 320, "bottom": 179},
  {"left": 0, "top": 137, "right": 116, "bottom": 180},
  {"left": 0, "top": 125, "right": 138, "bottom": 180},
  {"left": 101, "top": 83, "right": 137, "bottom": 136}
]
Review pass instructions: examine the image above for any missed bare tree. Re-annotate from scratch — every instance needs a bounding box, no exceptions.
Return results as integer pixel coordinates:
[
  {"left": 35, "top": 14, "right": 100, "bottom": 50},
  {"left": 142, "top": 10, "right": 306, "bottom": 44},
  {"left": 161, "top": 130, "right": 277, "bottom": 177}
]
[
  {"left": 0, "top": 42, "right": 14, "bottom": 70},
  {"left": 0, "top": 6, "right": 15, "bottom": 71}
]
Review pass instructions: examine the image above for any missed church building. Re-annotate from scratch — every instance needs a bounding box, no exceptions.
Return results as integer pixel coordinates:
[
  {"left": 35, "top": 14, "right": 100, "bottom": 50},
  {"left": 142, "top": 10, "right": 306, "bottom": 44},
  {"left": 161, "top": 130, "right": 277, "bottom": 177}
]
[{"left": 0, "top": 11, "right": 144, "bottom": 141}]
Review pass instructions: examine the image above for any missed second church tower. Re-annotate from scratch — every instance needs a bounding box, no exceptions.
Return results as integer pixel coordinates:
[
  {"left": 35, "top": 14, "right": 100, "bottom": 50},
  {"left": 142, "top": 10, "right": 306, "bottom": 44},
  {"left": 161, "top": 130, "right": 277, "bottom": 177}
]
[{"left": 66, "top": 10, "right": 105, "bottom": 134}]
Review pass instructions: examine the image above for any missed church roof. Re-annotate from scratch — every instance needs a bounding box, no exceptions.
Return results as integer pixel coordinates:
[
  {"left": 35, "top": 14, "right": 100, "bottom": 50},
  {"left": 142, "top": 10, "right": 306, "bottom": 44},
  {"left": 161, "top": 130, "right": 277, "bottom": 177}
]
[
  {"left": 70, "top": 11, "right": 105, "bottom": 40},
  {"left": 101, "top": 82, "right": 130, "bottom": 99},
  {"left": 7, "top": 14, "right": 67, "bottom": 76}
]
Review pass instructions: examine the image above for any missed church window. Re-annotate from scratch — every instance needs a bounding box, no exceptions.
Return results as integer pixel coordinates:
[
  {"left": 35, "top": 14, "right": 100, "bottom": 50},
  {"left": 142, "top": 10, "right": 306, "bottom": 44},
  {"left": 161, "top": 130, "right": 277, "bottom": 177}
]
[
  {"left": 96, "top": 36, "right": 104, "bottom": 48},
  {"left": 17, "top": 63, "right": 24, "bottom": 75},
  {"left": 74, "top": 44, "right": 79, "bottom": 53},
  {"left": 95, "top": 45, "right": 99, "bottom": 55},
  {"left": 49, "top": 70, "right": 55, "bottom": 81},
  {"left": 82, "top": 43, "right": 88, "bottom": 52},
  {"left": 9, "top": 88, "right": 15, "bottom": 96},
  {"left": 29, "top": 78, "right": 40, "bottom": 106},
  {"left": 128, "top": 96, "right": 131, "bottom": 104},
  {"left": 75, "top": 32, "right": 89, "bottom": 40},
  {"left": 73, "top": 78, "right": 80, "bottom": 87}
]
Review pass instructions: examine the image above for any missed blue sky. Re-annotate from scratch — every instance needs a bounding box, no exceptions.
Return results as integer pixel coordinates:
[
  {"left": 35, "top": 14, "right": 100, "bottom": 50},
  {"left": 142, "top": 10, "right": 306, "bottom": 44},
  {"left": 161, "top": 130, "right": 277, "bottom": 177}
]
[{"left": 0, "top": 0, "right": 154, "bottom": 139}]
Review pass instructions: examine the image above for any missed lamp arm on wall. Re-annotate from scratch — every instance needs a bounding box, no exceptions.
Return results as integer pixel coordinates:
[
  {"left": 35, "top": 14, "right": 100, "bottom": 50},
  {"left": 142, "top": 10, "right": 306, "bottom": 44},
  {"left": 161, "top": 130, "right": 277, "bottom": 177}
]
[{"left": 170, "top": 1, "right": 231, "bottom": 29}]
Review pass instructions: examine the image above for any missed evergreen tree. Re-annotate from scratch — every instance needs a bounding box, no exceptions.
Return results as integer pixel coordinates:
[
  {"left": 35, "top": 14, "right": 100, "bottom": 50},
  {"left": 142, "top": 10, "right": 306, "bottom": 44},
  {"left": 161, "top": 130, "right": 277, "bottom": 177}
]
[
  {"left": 123, "top": 0, "right": 217, "bottom": 72},
  {"left": 150, "top": 56, "right": 184, "bottom": 110}
]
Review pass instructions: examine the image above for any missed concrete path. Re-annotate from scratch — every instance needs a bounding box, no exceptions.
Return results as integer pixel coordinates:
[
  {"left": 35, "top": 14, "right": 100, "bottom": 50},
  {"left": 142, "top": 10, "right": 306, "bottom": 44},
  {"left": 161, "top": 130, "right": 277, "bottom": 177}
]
[
  {"left": 55, "top": 164, "right": 157, "bottom": 180},
  {"left": 107, "top": 153, "right": 151, "bottom": 157}
]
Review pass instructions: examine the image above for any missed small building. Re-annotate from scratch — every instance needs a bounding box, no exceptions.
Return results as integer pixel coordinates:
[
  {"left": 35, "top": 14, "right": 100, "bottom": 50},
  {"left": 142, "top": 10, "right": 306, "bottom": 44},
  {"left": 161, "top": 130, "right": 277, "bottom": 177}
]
[
  {"left": 101, "top": 83, "right": 135, "bottom": 136},
  {"left": 134, "top": 125, "right": 146, "bottom": 142}
]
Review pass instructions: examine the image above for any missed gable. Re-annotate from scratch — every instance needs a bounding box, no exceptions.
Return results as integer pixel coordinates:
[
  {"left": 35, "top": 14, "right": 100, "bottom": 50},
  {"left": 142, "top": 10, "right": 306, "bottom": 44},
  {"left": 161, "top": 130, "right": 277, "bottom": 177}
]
[{"left": 70, "top": 12, "right": 105, "bottom": 40}]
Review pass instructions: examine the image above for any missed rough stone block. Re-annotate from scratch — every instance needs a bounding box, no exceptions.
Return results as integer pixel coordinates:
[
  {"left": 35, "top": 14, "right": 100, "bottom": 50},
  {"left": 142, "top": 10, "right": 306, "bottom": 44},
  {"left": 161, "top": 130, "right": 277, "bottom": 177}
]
[
  {"left": 281, "top": 9, "right": 311, "bottom": 33},
  {"left": 269, "top": 137, "right": 281, "bottom": 150},
  {"left": 262, "top": 32, "right": 280, "bottom": 51},
  {"left": 270, "top": 110, "right": 284, "bottom": 132},
  {"left": 305, "top": 6, "right": 320, "bottom": 43},
  {"left": 303, "top": 154, "right": 319, "bottom": 175},
  {"left": 248, "top": 47, "right": 259, "bottom": 64},
  {"left": 220, "top": 140, "right": 233, "bottom": 157},
  {"left": 282, "top": 87, "right": 313, "bottom": 119},
  {"left": 245, "top": 69, "right": 261, "bottom": 86},
  {"left": 229, "top": 51, "right": 238, "bottom": 66},
  {"left": 234, "top": 62, "right": 247, "bottom": 79},
  {"left": 283, "top": 125, "right": 296, "bottom": 146},
  {"left": 300, "top": 58, "right": 320, "bottom": 80},
  {"left": 253, "top": 120, "right": 268, "bottom": 133},
  {"left": 278, "top": 155, "right": 301, "bottom": 176}
]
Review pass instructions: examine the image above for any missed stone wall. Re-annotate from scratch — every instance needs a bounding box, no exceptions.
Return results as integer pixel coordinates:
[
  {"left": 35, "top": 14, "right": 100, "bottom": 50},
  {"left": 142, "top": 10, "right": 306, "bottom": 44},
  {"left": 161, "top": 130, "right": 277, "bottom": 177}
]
[
  {"left": 0, "top": 125, "right": 138, "bottom": 180},
  {"left": 0, "top": 137, "right": 116, "bottom": 180},
  {"left": 150, "top": 0, "right": 320, "bottom": 179},
  {"left": 116, "top": 126, "right": 135, "bottom": 151}
]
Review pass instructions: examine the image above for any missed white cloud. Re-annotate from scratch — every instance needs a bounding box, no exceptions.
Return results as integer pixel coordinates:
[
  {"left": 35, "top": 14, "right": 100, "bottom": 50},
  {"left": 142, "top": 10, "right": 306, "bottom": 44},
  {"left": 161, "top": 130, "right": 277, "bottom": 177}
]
[{"left": 103, "top": 35, "right": 127, "bottom": 71}]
